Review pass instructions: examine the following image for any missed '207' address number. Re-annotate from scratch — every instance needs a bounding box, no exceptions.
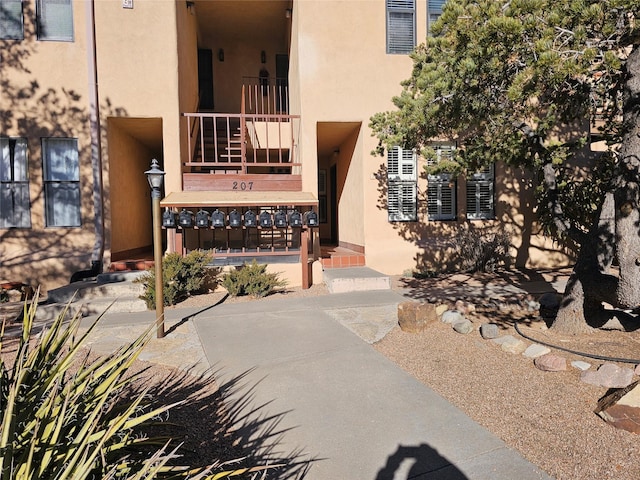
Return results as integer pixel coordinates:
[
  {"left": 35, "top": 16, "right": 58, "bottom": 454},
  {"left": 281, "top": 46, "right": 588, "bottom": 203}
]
[{"left": 232, "top": 181, "right": 253, "bottom": 190}]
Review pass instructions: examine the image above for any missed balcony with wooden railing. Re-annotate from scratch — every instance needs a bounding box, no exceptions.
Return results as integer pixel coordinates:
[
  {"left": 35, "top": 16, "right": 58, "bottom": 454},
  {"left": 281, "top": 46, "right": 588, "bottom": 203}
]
[{"left": 183, "top": 78, "right": 301, "bottom": 192}]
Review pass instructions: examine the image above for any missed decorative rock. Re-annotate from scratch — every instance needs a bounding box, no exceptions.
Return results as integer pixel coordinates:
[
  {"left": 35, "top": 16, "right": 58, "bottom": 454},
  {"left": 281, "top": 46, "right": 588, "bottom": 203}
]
[
  {"left": 500, "top": 336, "right": 527, "bottom": 354},
  {"left": 441, "top": 310, "right": 465, "bottom": 324},
  {"left": 455, "top": 300, "right": 476, "bottom": 315},
  {"left": 397, "top": 301, "right": 437, "bottom": 333},
  {"left": 581, "top": 363, "right": 635, "bottom": 388},
  {"left": 435, "top": 304, "right": 449, "bottom": 318},
  {"left": 452, "top": 319, "right": 474, "bottom": 334},
  {"left": 595, "top": 380, "right": 640, "bottom": 434},
  {"left": 534, "top": 354, "right": 567, "bottom": 372},
  {"left": 635, "top": 364, "right": 640, "bottom": 376},
  {"left": 480, "top": 323, "right": 499, "bottom": 339},
  {"left": 571, "top": 360, "right": 592, "bottom": 371},
  {"left": 523, "top": 344, "right": 551, "bottom": 359}
]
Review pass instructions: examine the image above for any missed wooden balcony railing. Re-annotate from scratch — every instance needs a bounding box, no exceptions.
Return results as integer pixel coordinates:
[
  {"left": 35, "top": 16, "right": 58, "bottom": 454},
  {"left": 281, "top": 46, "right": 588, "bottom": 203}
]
[{"left": 184, "top": 112, "right": 301, "bottom": 173}]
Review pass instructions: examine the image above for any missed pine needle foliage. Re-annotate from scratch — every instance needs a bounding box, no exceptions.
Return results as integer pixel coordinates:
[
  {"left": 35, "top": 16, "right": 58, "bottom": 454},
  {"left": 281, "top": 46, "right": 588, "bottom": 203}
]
[{"left": 221, "top": 260, "right": 287, "bottom": 298}]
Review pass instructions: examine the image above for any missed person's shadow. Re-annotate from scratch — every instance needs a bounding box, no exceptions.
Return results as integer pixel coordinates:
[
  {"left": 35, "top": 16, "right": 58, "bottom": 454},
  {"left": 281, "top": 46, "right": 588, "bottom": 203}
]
[{"left": 376, "top": 443, "right": 469, "bottom": 480}]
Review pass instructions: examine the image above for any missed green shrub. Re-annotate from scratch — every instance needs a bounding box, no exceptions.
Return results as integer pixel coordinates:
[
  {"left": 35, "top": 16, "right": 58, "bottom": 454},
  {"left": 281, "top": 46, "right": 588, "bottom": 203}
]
[
  {"left": 136, "top": 250, "right": 218, "bottom": 309},
  {"left": 0, "top": 296, "right": 272, "bottom": 479},
  {"left": 221, "top": 260, "right": 287, "bottom": 298},
  {"left": 455, "top": 228, "right": 512, "bottom": 273}
]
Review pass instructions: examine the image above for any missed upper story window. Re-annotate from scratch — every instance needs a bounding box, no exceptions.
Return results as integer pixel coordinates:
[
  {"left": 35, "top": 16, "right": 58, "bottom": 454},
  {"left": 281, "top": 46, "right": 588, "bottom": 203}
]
[
  {"left": 37, "top": 0, "right": 74, "bottom": 41},
  {"left": 0, "top": 137, "right": 31, "bottom": 228},
  {"left": 466, "top": 164, "right": 495, "bottom": 219},
  {"left": 387, "top": 146, "right": 417, "bottom": 222},
  {"left": 427, "top": 142, "right": 456, "bottom": 221},
  {"left": 386, "top": 0, "right": 415, "bottom": 54},
  {"left": 0, "top": 0, "right": 24, "bottom": 40},
  {"left": 427, "top": 0, "right": 447, "bottom": 36},
  {"left": 42, "top": 138, "right": 81, "bottom": 227}
]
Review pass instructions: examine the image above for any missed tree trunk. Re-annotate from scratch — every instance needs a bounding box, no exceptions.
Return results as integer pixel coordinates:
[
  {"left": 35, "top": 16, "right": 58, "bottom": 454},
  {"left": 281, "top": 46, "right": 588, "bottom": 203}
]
[
  {"left": 615, "top": 45, "right": 640, "bottom": 309},
  {"left": 552, "top": 194, "right": 617, "bottom": 334},
  {"left": 552, "top": 45, "right": 640, "bottom": 333}
]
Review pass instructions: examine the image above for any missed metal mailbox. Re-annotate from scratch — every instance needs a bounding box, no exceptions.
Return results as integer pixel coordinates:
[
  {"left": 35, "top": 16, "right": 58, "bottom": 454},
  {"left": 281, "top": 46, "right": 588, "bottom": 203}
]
[
  {"left": 210, "top": 209, "right": 226, "bottom": 228},
  {"left": 178, "top": 209, "right": 194, "bottom": 228},
  {"left": 195, "top": 210, "right": 210, "bottom": 228}
]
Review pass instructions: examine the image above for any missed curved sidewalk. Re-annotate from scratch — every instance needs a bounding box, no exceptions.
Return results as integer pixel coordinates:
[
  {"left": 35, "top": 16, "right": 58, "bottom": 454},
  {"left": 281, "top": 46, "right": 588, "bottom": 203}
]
[{"left": 189, "top": 290, "right": 553, "bottom": 480}]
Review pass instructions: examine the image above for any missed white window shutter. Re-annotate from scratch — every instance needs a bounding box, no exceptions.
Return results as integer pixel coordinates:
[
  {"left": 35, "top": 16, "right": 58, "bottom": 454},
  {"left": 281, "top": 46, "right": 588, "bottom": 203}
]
[
  {"left": 427, "top": 142, "right": 456, "bottom": 220},
  {"left": 467, "top": 163, "right": 495, "bottom": 219},
  {"left": 387, "top": 146, "right": 417, "bottom": 222}
]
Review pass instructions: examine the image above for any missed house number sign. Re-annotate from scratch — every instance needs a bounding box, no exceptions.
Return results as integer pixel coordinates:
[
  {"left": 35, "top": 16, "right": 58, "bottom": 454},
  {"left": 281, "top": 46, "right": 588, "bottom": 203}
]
[{"left": 232, "top": 181, "right": 254, "bottom": 191}]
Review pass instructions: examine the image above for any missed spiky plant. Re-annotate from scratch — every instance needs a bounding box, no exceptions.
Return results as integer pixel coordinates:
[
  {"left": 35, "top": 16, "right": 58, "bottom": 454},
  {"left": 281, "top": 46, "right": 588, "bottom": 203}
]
[{"left": 0, "top": 295, "right": 274, "bottom": 479}]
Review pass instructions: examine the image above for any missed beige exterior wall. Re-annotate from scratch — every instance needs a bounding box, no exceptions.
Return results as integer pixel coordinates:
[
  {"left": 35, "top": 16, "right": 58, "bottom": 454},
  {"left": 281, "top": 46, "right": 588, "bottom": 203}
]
[
  {"left": 290, "top": 0, "right": 573, "bottom": 275},
  {"left": 1, "top": 0, "right": 578, "bottom": 294},
  {"left": 1, "top": 1, "right": 96, "bottom": 290}
]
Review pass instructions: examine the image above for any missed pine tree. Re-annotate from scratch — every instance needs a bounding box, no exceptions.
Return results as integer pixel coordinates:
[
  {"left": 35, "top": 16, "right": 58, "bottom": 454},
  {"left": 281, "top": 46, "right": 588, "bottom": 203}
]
[{"left": 371, "top": 0, "right": 640, "bottom": 333}]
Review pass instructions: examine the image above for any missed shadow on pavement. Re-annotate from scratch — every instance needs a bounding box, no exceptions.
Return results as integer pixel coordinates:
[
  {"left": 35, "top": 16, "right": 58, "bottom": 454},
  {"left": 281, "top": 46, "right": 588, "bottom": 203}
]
[
  {"left": 376, "top": 443, "right": 469, "bottom": 480},
  {"left": 133, "top": 365, "right": 314, "bottom": 479}
]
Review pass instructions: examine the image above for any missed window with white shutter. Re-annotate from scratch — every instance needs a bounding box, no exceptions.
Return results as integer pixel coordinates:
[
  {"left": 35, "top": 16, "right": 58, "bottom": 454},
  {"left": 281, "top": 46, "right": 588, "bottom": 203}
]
[
  {"left": 386, "top": 0, "right": 415, "bottom": 54},
  {"left": 0, "top": 0, "right": 23, "bottom": 40},
  {"left": 427, "top": 143, "right": 456, "bottom": 220},
  {"left": 466, "top": 164, "right": 494, "bottom": 219},
  {"left": 387, "top": 146, "right": 417, "bottom": 222},
  {"left": 37, "top": 0, "right": 74, "bottom": 41},
  {"left": 0, "top": 137, "right": 31, "bottom": 228}
]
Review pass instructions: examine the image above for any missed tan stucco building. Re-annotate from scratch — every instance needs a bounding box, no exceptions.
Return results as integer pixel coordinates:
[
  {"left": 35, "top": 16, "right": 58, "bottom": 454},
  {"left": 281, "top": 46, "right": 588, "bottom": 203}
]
[{"left": 1, "top": 0, "right": 573, "bottom": 293}]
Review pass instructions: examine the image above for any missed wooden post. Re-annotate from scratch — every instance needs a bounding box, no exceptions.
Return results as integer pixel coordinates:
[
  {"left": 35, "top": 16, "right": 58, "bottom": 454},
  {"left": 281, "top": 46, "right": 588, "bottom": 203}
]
[{"left": 301, "top": 228, "right": 310, "bottom": 289}]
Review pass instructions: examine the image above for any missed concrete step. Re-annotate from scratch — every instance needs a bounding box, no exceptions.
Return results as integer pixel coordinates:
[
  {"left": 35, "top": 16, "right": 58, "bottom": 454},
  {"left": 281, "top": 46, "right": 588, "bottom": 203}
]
[
  {"left": 48, "top": 275, "right": 146, "bottom": 304},
  {"left": 323, "top": 267, "right": 391, "bottom": 294},
  {"left": 37, "top": 275, "right": 150, "bottom": 323}
]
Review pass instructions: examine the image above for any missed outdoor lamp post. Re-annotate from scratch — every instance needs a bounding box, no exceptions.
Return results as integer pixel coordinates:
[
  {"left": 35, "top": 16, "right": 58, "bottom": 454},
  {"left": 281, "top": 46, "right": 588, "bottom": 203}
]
[{"left": 145, "top": 159, "right": 166, "bottom": 338}]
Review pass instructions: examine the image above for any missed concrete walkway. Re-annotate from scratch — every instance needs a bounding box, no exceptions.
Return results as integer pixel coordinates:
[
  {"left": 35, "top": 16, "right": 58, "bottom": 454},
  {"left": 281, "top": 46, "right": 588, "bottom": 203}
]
[{"left": 82, "top": 289, "right": 553, "bottom": 480}]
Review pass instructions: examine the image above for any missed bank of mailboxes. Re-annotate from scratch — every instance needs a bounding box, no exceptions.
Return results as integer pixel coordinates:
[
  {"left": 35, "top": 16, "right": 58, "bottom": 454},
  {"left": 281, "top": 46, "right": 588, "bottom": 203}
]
[{"left": 162, "top": 208, "right": 319, "bottom": 228}]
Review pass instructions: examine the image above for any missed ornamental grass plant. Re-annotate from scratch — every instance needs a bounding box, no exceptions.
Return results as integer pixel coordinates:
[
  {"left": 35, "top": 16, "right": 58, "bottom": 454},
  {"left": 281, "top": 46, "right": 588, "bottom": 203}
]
[{"left": 0, "top": 295, "right": 274, "bottom": 479}]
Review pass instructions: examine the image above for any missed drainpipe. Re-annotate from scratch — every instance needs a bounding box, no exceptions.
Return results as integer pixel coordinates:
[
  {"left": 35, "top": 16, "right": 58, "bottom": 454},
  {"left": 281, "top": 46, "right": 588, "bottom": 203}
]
[{"left": 86, "top": 0, "right": 105, "bottom": 272}]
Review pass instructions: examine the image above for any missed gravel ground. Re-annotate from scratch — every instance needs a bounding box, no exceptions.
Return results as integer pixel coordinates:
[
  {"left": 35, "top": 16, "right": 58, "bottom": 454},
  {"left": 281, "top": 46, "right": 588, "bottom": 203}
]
[{"left": 376, "top": 272, "right": 640, "bottom": 480}]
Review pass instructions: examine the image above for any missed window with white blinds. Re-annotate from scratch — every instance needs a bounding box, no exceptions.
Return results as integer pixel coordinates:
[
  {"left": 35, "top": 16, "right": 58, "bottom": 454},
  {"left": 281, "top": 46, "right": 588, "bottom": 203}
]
[
  {"left": 466, "top": 164, "right": 495, "bottom": 219},
  {"left": 0, "top": 0, "right": 23, "bottom": 39},
  {"left": 43, "top": 138, "right": 81, "bottom": 227},
  {"left": 386, "top": 0, "right": 415, "bottom": 54},
  {"left": 0, "top": 138, "right": 31, "bottom": 228},
  {"left": 37, "top": 0, "right": 74, "bottom": 41},
  {"left": 427, "top": 0, "right": 447, "bottom": 36},
  {"left": 387, "top": 146, "right": 417, "bottom": 221},
  {"left": 427, "top": 143, "right": 456, "bottom": 220}
]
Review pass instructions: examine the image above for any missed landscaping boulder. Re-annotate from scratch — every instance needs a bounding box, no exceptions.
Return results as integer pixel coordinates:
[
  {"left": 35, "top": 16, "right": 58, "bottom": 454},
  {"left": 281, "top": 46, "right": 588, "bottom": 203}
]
[
  {"left": 480, "top": 323, "right": 499, "bottom": 339},
  {"left": 452, "top": 319, "right": 474, "bottom": 334},
  {"left": 441, "top": 310, "right": 465, "bottom": 324},
  {"left": 595, "top": 381, "right": 640, "bottom": 434},
  {"left": 397, "top": 301, "right": 437, "bottom": 333},
  {"left": 534, "top": 354, "right": 567, "bottom": 372},
  {"left": 581, "top": 363, "right": 635, "bottom": 388}
]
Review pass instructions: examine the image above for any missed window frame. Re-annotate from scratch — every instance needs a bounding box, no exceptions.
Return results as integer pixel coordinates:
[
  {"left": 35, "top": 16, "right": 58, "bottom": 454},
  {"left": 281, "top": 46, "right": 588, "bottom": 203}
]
[
  {"left": 387, "top": 146, "right": 417, "bottom": 222},
  {"left": 36, "top": 0, "right": 74, "bottom": 42},
  {"left": 386, "top": 0, "right": 415, "bottom": 54},
  {"left": 0, "top": 137, "right": 31, "bottom": 228},
  {"left": 427, "top": 142, "right": 457, "bottom": 221},
  {"left": 466, "top": 164, "right": 495, "bottom": 220},
  {"left": 0, "top": 0, "right": 24, "bottom": 40},
  {"left": 42, "top": 137, "right": 81, "bottom": 227},
  {"left": 427, "top": 0, "right": 447, "bottom": 36}
]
